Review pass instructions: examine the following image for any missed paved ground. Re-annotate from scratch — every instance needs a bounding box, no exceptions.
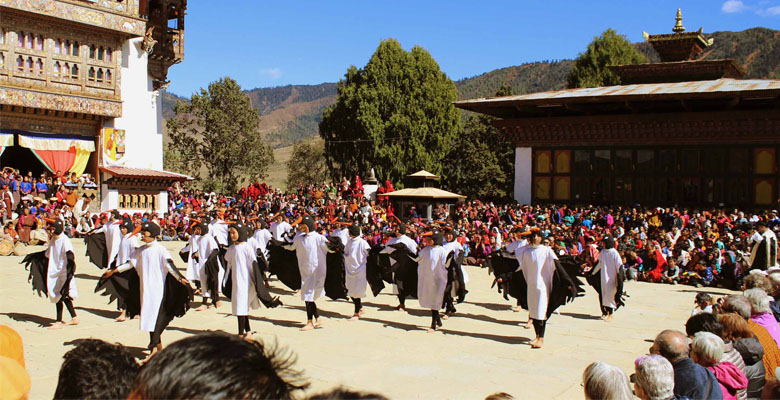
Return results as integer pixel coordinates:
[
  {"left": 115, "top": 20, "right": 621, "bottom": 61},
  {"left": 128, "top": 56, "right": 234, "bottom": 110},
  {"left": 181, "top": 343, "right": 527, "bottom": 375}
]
[{"left": 1, "top": 239, "right": 737, "bottom": 399}]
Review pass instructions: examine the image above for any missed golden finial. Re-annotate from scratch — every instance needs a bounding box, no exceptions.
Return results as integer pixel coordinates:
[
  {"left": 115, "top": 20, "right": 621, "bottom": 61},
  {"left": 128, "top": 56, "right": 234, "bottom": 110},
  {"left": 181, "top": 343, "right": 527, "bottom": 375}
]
[{"left": 673, "top": 8, "right": 685, "bottom": 33}]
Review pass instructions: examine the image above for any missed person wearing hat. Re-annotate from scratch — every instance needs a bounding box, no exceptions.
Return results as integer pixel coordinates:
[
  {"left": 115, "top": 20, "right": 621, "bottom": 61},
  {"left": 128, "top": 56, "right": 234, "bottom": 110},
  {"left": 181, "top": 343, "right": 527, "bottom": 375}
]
[
  {"left": 590, "top": 235, "right": 622, "bottom": 322},
  {"left": 382, "top": 223, "right": 418, "bottom": 312},
  {"left": 194, "top": 220, "right": 224, "bottom": 311},
  {"left": 225, "top": 222, "right": 281, "bottom": 339},
  {"left": 330, "top": 217, "right": 350, "bottom": 246},
  {"left": 45, "top": 219, "right": 79, "bottom": 329},
  {"left": 344, "top": 223, "right": 370, "bottom": 321},
  {"left": 114, "top": 217, "right": 140, "bottom": 321},
  {"left": 416, "top": 228, "right": 449, "bottom": 332},
  {"left": 515, "top": 228, "right": 558, "bottom": 348},
  {"left": 749, "top": 221, "right": 778, "bottom": 272},
  {"left": 250, "top": 217, "right": 273, "bottom": 262},
  {"left": 102, "top": 222, "right": 191, "bottom": 357},
  {"left": 284, "top": 215, "right": 329, "bottom": 331}
]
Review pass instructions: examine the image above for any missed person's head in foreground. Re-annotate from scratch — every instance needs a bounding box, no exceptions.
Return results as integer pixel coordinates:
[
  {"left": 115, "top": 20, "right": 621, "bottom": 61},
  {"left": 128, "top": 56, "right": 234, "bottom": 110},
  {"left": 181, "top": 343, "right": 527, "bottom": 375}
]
[
  {"left": 581, "top": 361, "right": 632, "bottom": 400},
  {"left": 53, "top": 339, "right": 139, "bottom": 400},
  {"left": 633, "top": 355, "right": 675, "bottom": 400},
  {"left": 306, "top": 386, "right": 389, "bottom": 400},
  {"left": 129, "top": 332, "right": 308, "bottom": 400}
]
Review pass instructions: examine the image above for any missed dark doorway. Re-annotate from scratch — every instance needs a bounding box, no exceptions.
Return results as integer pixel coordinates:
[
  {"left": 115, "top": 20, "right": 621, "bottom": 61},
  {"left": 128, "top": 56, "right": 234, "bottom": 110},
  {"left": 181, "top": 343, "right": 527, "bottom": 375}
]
[{"left": 1, "top": 146, "right": 47, "bottom": 177}]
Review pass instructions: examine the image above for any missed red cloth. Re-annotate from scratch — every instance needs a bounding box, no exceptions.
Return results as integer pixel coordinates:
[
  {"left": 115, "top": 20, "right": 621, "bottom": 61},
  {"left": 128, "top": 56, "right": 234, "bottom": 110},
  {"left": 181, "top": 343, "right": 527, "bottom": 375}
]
[
  {"left": 32, "top": 148, "right": 76, "bottom": 174},
  {"left": 647, "top": 249, "right": 667, "bottom": 282}
]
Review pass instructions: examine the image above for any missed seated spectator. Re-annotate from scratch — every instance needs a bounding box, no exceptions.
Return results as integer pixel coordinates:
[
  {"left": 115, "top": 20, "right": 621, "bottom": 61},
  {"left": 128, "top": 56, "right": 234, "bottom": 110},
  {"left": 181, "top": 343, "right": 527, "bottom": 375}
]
[
  {"left": 53, "top": 339, "right": 139, "bottom": 399},
  {"left": 651, "top": 329, "right": 723, "bottom": 399},
  {"left": 723, "top": 294, "right": 780, "bottom": 382},
  {"left": 633, "top": 355, "right": 675, "bottom": 400},
  {"left": 744, "top": 288, "right": 780, "bottom": 348},
  {"left": 692, "top": 293, "right": 714, "bottom": 315},
  {"left": 129, "top": 332, "right": 308, "bottom": 399},
  {"left": 685, "top": 313, "right": 747, "bottom": 380},
  {"left": 581, "top": 361, "right": 632, "bottom": 400},
  {"left": 661, "top": 257, "right": 680, "bottom": 285},
  {"left": 720, "top": 312, "right": 766, "bottom": 398},
  {"left": 691, "top": 332, "right": 748, "bottom": 400}
]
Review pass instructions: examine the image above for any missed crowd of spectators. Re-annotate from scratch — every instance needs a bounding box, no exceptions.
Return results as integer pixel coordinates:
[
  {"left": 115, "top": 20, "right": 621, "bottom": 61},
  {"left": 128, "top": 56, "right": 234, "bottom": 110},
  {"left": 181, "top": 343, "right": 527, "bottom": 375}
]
[{"left": 583, "top": 273, "right": 780, "bottom": 400}]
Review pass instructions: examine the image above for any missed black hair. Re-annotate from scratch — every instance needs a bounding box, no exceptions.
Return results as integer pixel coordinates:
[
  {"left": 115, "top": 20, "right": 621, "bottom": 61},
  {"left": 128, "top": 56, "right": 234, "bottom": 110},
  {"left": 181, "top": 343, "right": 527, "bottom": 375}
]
[
  {"left": 53, "top": 339, "right": 139, "bottom": 399},
  {"left": 307, "top": 387, "right": 389, "bottom": 400},
  {"left": 131, "top": 332, "right": 308, "bottom": 399},
  {"left": 685, "top": 312, "right": 723, "bottom": 338}
]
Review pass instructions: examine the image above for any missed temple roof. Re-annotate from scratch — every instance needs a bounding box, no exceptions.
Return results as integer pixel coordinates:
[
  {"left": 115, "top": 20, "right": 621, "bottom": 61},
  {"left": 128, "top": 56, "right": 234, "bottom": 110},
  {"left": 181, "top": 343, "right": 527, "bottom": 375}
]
[{"left": 454, "top": 78, "right": 780, "bottom": 118}]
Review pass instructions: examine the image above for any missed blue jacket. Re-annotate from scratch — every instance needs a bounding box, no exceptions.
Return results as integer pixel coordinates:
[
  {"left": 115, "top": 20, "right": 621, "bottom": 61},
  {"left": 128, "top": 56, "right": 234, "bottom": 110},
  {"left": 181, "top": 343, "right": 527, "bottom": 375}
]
[{"left": 672, "top": 358, "right": 723, "bottom": 400}]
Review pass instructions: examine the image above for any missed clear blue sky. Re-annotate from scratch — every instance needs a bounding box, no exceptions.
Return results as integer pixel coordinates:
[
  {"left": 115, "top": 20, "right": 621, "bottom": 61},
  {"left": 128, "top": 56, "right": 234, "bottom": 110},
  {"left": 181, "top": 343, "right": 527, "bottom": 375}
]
[{"left": 167, "top": 0, "right": 779, "bottom": 96}]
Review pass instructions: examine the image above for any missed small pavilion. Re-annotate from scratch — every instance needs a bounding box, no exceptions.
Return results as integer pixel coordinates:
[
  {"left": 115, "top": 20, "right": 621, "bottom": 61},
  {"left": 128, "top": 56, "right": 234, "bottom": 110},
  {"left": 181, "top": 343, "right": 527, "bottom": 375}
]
[{"left": 378, "top": 170, "right": 465, "bottom": 221}]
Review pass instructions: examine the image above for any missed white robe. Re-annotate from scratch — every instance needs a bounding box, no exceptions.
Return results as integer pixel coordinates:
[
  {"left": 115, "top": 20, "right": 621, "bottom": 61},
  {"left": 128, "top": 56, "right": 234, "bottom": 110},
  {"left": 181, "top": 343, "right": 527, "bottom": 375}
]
[
  {"left": 117, "top": 233, "right": 139, "bottom": 265},
  {"left": 226, "top": 242, "right": 259, "bottom": 316},
  {"left": 331, "top": 228, "right": 350, "bottom": 246},
  {"left": 251, "top": 228, "right": 272, "bottom": 259},
  {"left": 345, "top": 236, "right": 370, "bottom": 298},
  {"left": 197, "top": 234, "right": 223, "bottom": 296},
  {"left": 270, "top": 221, "right": 292, "bottom": 241},
  {"left": 288, "top": 231, "right": 329, "bottom": 302},
  {"left": 46, "top": 234, "right": 77, "bottom": 303},
  {"left": 209, "top": 220, "right": 229, "bottom": 247},
  {"left": 104, "top": 221, "right": 122, "bottom": 267},
  {"left": 129, "top": 242, "right": 173, "bottom": 332},
  {"left": 517, "top": 245, "right": 557, "bottom": 321},
  {"left": 183, "top": 234, "right": 200, "bottom": 281},
  {"left": 416, "top": 245, "right": 449, "bottom": 310},
  {"left": 592, "top": 247, "right": 621, "bottom": 309}
]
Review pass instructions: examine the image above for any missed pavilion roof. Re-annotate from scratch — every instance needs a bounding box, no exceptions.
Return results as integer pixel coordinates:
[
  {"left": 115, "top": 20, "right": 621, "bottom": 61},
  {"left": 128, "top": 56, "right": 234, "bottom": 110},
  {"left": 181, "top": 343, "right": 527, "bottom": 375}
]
[{"left": 377, "top": 187, "right": 465, "bottom": 200}]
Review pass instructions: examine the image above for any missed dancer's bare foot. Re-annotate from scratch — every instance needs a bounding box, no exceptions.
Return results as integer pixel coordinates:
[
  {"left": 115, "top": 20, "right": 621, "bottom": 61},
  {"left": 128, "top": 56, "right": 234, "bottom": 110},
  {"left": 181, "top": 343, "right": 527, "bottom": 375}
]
[
  {"left": 513, "top": 306, "right": 522, "bottom": 312},
  {"left": 66, "top": 317, "right": 79, "bottom": 326},
  {"left": 426, "top": 327, "right": 437, "bottom": 333},
  {"left": 133, "top": 315, "right": 140, "bottom": 319},
  {"left": 193, "top": 289, "right": 202, "bottom": 296},
  {"left": 394, "top": 305, "right": 406, "bottom": 312},
  {"left": 358, "top": 308, "right": 366, "bottom": 316},
  {"left": 442, "top": 313, "right": 449, "bottom": 320},
  {"left": 115, "top": 311, "right": 127, "bottom": 322},
  {"left": 48, "top": 321, "right": 65, "bottom": 330},
  {"left": 314, "top": 318, "right": 324, "bottom": 329},
  {"left": 300, "top": 322, "right": 315, "bottom": 331},
  {"left": 604, "top": 314, "right": 613, "bottom": 322},
  {"left": 349, "top": 314, "right": 360, "bottom": 321},
  {"left": 195, "top": 304, "right": 208, "bottom": 311},
  {"left": 531, "top": 337, "right": 544, "bottom": 349},
  {"left": 523, "top": 320, "right": 533, "bottom": 329},
  {"left": 214, "top": 301, "right": 222, "bottom": 308}
]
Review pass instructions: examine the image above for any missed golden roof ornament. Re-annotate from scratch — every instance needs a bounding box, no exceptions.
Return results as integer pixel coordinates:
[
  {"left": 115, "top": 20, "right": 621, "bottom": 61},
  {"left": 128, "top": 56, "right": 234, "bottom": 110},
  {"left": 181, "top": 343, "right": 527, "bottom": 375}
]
[{"left": 673, "top": 8, "right": 685, "bottom": 33}]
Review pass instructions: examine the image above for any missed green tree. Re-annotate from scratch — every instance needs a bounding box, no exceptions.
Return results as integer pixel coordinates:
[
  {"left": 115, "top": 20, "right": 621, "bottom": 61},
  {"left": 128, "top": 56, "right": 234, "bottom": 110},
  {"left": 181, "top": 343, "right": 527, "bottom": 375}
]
[
  {"left": 319, "top": 39, "right": 460, "bottom": 185},
  {"left": 286, "top": 139, "right": 327, "bottom": 190},
  {"left": 166, "top": 77, "right": 274, "bottom": 193},
  {"left": 444, "top": 86, "right": 514, "bottom": 200},
  {"left": 567, "top": 28, "right": 646, "bottom": 88}
]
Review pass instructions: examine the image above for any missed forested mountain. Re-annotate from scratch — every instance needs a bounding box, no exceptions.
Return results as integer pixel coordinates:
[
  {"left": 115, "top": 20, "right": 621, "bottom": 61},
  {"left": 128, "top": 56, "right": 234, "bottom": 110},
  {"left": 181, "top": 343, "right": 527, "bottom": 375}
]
[{"left": 162, "top": 27, "right": 780, "bottom": 148}]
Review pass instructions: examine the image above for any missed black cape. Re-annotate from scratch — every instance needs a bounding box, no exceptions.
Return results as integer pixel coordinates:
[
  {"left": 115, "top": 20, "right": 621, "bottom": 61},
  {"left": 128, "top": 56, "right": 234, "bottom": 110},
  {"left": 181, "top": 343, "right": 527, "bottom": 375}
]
[
  {"left": 325, "top": 237, "right": 348, "bottom": 301},
  {"left": 445, "top": 252, "right": 468, "bottom": 304},
  {"left": 267, "top": 239, "right": 302, "bottom": 291},
  {"left": 487, "top": 250, "right": 581, "bottom": 318},
  {"left": 85, "top": 232, "right": 109, "bottom": 269},
  {"left": 94, "top": 269, "right": 142, "bottom": 318},
  {"left": 365, "top": 244, "right": 386, "bottom": 296},
  {"left": 202, "top": 249, "right": 222, "bottom": 300},
  {"left": 21, "top": 250, "right": 49, "bottom": 297},
  {"left": 389, "top": 244, "right": 418, "bottom": 299},
  {"left": 585, "top": 266, "right": 627, "bottom": 310}
]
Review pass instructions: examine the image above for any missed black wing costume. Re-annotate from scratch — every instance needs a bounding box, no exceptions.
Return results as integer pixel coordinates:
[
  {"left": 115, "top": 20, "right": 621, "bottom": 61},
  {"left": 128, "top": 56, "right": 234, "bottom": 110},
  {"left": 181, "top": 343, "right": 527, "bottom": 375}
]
[
  {"left": 389, "top": 243, "right": 418, "bottom": 299},
  {"left": 21, "top": 250, "right": 48, "bottom": 296},
  {"left": 267, "top": 239, "right": 301, "bottom": 291},
  {"left": 95, "top": 268, "right": 142, "bottom": 318},
  {"left": 325, "top": 237, "right": 348, "bottom": 300},
  {"left": 365, "top": 244, "right": 386, "bottom": 296},
  {"left": 85, "top": 232, "right": 109, "bottom": 269},
  {"left": 445, "top": 252, "right": 467, "bottom": 304}
]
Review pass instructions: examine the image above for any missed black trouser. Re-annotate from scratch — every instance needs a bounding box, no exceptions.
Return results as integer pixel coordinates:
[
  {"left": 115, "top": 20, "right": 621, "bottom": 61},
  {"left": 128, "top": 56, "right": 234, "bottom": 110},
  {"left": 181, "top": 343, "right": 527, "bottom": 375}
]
[
  {"left": 352, "top": 297, "right": 362, "bottom": 314},
  {"left": 430, "top": 310, "right": 442, "bottom": 329},
  {"left": 444, "top": 294, "right": 457, "bottom": 314},
  {"left": 55, "top": 297, "right": 76, "bottom": 321},
  {"left": 237, "top": 315, "right": 251, "bottom": 336},
  {"left": 604, "top": 306, "right": 614, "bottom": 316},
  {"left": 397, "top": 294, "right": 406, "bottom": 308},
  {"left": 305, "top": 301, "right": 319, "bottom": 321},
  {"left": 148, "top": 322, "right": 166, "bottom": 350},
  {"left": 532, "top": 318, "right": 546, "bottom": 338}
]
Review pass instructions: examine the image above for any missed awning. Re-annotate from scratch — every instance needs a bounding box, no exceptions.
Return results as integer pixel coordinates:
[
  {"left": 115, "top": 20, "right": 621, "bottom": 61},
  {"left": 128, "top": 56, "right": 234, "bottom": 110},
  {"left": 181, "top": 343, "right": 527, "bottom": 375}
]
[
  {"left": 100, "top": 166, "right": 193, "bottom": 181},
  {"left": 18, "top": 134, "right": 95, "bottom": 152}
]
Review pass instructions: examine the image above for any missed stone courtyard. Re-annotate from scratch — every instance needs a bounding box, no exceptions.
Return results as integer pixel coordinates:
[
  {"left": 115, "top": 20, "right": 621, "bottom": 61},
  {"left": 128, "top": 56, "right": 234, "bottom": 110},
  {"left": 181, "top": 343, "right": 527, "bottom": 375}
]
[{"left": 0, "top": 239, "right": 736, "bottom": 399}]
